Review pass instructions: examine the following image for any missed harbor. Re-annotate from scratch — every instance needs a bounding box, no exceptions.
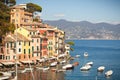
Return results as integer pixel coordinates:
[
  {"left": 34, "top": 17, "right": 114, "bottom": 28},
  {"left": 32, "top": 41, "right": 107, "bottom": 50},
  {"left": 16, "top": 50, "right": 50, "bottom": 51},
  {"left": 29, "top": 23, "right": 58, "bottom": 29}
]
[{"left": 1, "top": 39, "right": 120, "bottom": 80}]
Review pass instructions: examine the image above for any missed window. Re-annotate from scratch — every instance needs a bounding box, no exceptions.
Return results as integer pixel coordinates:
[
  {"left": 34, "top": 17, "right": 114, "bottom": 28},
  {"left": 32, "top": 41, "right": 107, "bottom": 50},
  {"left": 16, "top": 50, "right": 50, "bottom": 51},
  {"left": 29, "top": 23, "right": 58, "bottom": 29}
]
[
  {"left": 13, "top": 56, "right": 15, "bottom": 59},
  {"left": 14, "top": 43, "right": 16, "bottom": 48},
  {"left": 24, "top": 49, "right": 26, "bottom": 54},
  {"left": 32, "top": 46, "right": 34, "bottom": 52},
  {"left": 28, "top": 49, "right": 30, "bottom": 54},
  {"left": 10, "top": 42, "right": 12, "bottom": 48},
  {"left": 7, "top": 43, "right": 9, "bottom": 48},
  {"left": 37, "top": 39, "right": 39, "bottom": 43},
  {"left": 19, "top": 56, "right": 21, "bottom": 59},
  {"left": 19, "top": 48, "right": 21, "bottom": 52},
  {"left": 32, "top": 54, "right": 34, "bottom": 57},
  {"left": 0, "top": 55, "right": 2, "bottom": 59},
  {"left": 30, "top": 32, "right": 31, "bottom": 35},
  {"left": 29, "top": 55, "right": 30, "bottom": 58},
  {"left": 37, "top": 46, "right": 39, "bottom": 50},
  {"left": 29, "top": 42, "right": 30, "bottom": 46},
  {"left": 19, "top": 42, "right": 21, "bottom": 45}
]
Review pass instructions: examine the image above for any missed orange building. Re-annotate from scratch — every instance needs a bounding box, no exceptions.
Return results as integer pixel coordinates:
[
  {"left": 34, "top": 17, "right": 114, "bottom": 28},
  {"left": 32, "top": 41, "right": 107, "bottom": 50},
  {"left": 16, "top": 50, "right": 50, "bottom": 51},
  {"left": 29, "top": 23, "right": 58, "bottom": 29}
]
[{"left": 10, "top": 4, "right": 33, "bottom": 27}]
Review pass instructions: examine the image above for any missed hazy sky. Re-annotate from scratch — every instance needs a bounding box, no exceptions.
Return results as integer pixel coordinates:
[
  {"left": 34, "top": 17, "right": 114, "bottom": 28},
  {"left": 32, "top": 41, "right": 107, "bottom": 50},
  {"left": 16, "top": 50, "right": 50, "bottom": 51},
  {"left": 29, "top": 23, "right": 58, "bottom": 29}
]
[{"left": 16, "top": 0, "right": 120, "bottom": 23}]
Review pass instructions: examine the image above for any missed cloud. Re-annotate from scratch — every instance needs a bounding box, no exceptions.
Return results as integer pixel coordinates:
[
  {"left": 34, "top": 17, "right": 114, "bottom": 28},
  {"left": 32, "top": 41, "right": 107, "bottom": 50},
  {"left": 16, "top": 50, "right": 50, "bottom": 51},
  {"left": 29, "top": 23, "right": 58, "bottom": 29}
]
[{"left": 54, "top": 14, "right": 65, "bottom": 17}]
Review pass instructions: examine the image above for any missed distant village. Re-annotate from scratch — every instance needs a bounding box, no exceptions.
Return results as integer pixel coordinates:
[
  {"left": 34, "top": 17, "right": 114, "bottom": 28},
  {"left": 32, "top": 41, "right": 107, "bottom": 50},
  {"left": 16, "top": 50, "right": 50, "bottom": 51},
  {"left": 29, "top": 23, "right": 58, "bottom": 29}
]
[{"left": 0, "top": 4, "right": 70, "bottom": 65}]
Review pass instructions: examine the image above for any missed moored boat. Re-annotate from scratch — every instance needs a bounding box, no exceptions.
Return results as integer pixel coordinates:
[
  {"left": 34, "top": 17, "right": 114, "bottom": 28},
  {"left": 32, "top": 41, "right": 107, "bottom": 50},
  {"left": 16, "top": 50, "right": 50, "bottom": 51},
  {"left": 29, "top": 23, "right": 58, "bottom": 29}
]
[
  {"left": 105, "top": 70, "right": 113, "bottom": 77},
  {"left": 62, "top": 64, "right": 74, "bottom": 70},
  {"left": 60, "top": 60, "right": 66, "bottom": 64},
  {"left": 97, "top": 66, "right": 105, "bottom": 72},
  {"left": 50, "top": 62, "right": 58, "bottom": 67},
  {"left": 75, "top": 55, "right": 80, "bottom": 58},
  {"left": 80, "top": 64, "right": 91, "bottom": 71},
  {"left": 84, "top": 52, "right": 88, "bottom": 57},
  {"left": 86, "top": 61, "right": 93, "bottom": 66}
]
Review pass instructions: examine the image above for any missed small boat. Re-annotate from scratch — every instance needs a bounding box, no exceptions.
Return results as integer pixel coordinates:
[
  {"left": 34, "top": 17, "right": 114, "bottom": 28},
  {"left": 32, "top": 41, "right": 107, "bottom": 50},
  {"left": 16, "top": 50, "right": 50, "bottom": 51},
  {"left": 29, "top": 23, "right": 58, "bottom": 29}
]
[
  {"left": 60, "top": 60, "right": 66, "bottom": 64},
  {"left": 57, "top": 69, "right": 66, "bottom": 72},
  {"left": 0, "top": 76, "right": 10, "bottom": 80},
  {"left": 43, "top": 67, "right": 50, "bottom": 71},
  {"left": 0, "top": 72, "right": 10, "bottom": 80},
  {"left": 1, "top": 72, "right": 11, "bottom": 77},
  {"left": 105, "top": 70, "right": 113, "bottom": 77},
  {"left": 97, "top": 66, "right": 105, "bottom": 72},
  {"left": 84, "top": 52, "right": 88, "bottom": 57},
  {"left": 25, "top": 67, "right": 33, "bottom": 71},
  {"left": 37, "top": 66, "right": 49, "bottom": 71},
  {"left": 50, "top": 62, "right": 58, "bottom": 67},
  {"left": 86, "top": 61, "right": 93, "bottom": 66},
  {"left": 75, "top": 55, "right": 80, "bottom": 58},
  {"left": 80, "top": 64, "right": 91, "bottom": 71},
  {"left": 62, "top": 64, "right": 74, "bottom": 70}
]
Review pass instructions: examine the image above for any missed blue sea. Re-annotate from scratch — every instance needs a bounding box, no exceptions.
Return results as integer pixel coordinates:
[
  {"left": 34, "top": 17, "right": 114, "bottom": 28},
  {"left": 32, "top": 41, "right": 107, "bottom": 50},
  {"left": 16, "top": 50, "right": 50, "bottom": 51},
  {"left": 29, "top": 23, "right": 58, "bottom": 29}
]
[{"left": 65, "top": 40, "right": 120, "bottom": 80}]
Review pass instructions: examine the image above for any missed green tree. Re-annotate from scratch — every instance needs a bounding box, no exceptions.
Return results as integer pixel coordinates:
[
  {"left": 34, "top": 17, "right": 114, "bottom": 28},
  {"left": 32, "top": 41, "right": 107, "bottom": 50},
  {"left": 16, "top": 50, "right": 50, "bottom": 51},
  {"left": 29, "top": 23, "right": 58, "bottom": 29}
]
[
  {"left": 26, "top": 3, "right": 42, "bottom": 13},
  {"left": 0, "top": 1, "right": 15, "bottom": 43},
  {"left": 0, "top": 0, "right": 16, "bottom": 6},
  {"left": 66, "top": 41, "right": 75, "bottom": 51}
]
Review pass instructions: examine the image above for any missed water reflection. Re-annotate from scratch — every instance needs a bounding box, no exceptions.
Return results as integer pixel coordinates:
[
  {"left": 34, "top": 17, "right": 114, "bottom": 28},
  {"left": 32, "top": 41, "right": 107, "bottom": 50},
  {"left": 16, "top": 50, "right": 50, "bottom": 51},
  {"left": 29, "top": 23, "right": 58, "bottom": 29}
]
[{"left": 17, "top": 68, "right": 65, "bottom": 80}]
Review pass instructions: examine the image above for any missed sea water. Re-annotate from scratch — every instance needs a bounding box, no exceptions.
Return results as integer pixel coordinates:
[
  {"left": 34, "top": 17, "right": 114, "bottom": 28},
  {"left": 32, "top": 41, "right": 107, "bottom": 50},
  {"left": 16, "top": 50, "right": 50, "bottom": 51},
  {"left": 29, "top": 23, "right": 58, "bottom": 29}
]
[{"left": 65, "top": 40, "right": 120, "bottom": 80}]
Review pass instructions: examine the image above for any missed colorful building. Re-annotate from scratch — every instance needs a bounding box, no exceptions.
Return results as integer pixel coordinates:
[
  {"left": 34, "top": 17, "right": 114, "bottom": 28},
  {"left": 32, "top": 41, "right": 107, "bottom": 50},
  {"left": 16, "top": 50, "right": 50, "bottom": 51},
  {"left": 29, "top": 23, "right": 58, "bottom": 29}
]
[{"left": 0, "top": 4, "right": 67, "bottom": 62}]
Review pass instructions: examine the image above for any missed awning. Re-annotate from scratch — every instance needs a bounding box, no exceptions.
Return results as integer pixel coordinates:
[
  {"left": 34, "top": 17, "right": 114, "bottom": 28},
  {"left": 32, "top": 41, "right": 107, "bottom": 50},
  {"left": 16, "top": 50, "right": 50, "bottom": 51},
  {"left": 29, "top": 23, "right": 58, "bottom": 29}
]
[
  {"left": 1, "top": 62, "right": 15, "bottom": 66},
  {"left": 20, "top": 60, "right": 34, "bottom": 64}
]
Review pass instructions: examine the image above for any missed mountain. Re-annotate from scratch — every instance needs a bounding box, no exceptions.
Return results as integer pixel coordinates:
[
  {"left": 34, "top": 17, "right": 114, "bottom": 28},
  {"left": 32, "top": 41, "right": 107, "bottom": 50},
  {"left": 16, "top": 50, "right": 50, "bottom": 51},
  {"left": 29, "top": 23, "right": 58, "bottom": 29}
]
[{"left": 43, "top": 19, "right": 120, "bottom": 40}]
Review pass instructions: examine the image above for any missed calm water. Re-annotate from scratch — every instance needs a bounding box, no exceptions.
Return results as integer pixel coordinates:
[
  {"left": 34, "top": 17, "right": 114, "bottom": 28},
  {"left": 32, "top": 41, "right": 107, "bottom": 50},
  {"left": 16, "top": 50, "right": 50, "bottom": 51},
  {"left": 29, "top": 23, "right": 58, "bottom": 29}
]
[
  {"left": 65, "top": 40, "right": 120, "bottom": 80},
  {"left": 18, "top": 40, "right": 120, "bottom": 80}
]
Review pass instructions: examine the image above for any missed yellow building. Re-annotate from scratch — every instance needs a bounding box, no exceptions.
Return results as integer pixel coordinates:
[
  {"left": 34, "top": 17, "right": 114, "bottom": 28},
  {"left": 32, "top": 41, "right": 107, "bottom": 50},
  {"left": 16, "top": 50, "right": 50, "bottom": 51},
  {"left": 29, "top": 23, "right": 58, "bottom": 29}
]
[{"left": 4, "top": 33, "right": 32, "bottom": 62}]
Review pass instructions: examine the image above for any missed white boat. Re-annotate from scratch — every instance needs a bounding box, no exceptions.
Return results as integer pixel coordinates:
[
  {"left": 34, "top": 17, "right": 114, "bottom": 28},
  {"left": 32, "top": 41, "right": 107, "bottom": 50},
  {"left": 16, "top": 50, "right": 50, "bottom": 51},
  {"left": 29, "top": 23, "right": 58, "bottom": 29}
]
[
  {"left": 84, "top": 52, "right": 88, "bottom": 57},
  {"left": 25, "top": 67, "right": 33, "bottom": 71},
  {"left": 50, "top": 62, "right": 58, "bottom": 67},
  {"left": 105, "top": 70, "right": 113, "bottom": 77},
  {"left": 43, "top": 67, "right": 50, "bottom": 71},
  {"left": 80, "top": 64, "right": 91, "bottom": 71},
  {"left": 86, "top": 61, "right": 93, "bottom": 66},
  {"left": 57, "top": 69, "right": 66, "bottom": 72},
  {"left": 1, "top": 72, "right": 11, "bottom": 77},
  {"left": 97, "top": 66, "right": 105, "bottom": 72},
  {"left": 62, "top": 64, "right": 74, "bottom": 70},
  {"left": 60, "top": 60, "right": 66, "bottom": 64},
  {"left": 75, "top": 55, "right": 80, "bottom": 58},
  {"left": 0, "top": 76, "right": 10, "bottom": 80}
]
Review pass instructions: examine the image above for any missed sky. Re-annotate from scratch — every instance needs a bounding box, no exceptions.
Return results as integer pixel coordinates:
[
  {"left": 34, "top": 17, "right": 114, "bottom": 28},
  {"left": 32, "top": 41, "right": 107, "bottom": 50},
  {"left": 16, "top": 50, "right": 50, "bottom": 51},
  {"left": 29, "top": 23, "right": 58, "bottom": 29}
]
[{"left": 16, "top": 0, "right": 120, "bottom": 23}]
